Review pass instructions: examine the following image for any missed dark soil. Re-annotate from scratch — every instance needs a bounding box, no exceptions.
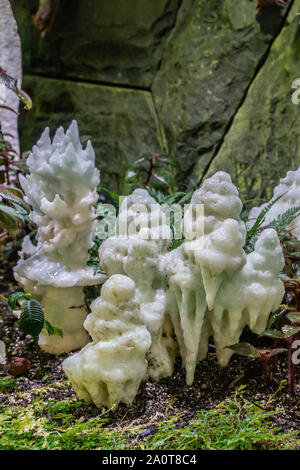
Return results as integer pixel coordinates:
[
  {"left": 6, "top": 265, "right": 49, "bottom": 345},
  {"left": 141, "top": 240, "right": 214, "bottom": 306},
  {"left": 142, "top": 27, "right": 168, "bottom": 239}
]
[{"left": 0, "top": 259, "right": 299, "bottom": 437}]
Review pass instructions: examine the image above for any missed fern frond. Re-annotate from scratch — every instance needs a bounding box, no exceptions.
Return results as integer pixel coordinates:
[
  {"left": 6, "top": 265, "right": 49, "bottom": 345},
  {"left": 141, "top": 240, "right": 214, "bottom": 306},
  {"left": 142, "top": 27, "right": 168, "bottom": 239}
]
[
  {"left": 268, "top": 206, "right": 300, "bottom": 239},
  {"left": 245, "top": 192, "right": 286, "bottom": 250}
]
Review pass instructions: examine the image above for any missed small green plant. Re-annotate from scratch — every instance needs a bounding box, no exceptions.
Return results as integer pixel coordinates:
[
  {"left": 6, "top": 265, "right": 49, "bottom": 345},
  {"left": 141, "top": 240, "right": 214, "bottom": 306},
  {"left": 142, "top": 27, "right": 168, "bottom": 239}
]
[
  {"left": 0, "top": 184, "right": 31, "bottom": 238},
  {"left": 0, "top": 67, "right": 32, "bottom": 110},
  {"left": 229, "top": 285, "right": 300, "bottom": 394},
  {"left": 0, "top": 377, "right": 16, "bottom": 392},
  {"left": 0, "top": 291, "right": 62, "bottom": 375},
  {"left": 125, "top": 152, "right": 180, "bottom": 194},
  {"left": 245, "top": 192, "right": 300, "bottom": 254},
  {"left": 263, "top": 285, "right": 300, "bottom": 395},
  {"left": 144, "top": 387, "right": 296, "bottom": 450},
  {"left": 227, "top": 342, "right": 287, "bottom": 385},
  {"left": 0, "top": 67, "right": 32, "bottom": 241},
  {"left": 87, "top": 235, "right": 106, "bottom": 275}
]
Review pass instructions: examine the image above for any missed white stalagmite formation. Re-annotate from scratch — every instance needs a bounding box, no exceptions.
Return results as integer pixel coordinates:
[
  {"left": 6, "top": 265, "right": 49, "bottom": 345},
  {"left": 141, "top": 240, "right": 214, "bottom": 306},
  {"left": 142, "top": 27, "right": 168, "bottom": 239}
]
[
  {"left": 164, "top": 172, "right": 247, "bottom": 384},
  {"left": 63, "top": 275, "right": 151, "bottom": 408},
  {"left": 0, "top": 0, "right": 22, "bottom": 154},
  {"left": 64, "top": 171, "right": 285, "bottom": 407},
  {"left": 248, "top": 165, "right": 300, "bottom": 240},
  {"left": 14, "top": 121, "right": 106, "bottom": 354},
  {"left": 210, "top": 228, "right": 285, "bottom": 366},
  {"left": 99, "top": 189, "right": 177, "bottom": 382}
]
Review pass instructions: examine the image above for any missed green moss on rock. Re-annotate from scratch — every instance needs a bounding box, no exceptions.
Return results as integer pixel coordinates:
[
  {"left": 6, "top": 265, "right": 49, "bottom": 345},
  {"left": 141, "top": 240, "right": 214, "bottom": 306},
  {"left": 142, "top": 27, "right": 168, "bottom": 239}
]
[
  {"left": 203, "top": 0, "right": 300, "bottom": 202},
  {"left": 19, "top": 75, "right": 167, "bottom": 191},
  {"left": 152, "top": 0, "right": 287, "bottom": 177},
  {"left": 11, "top": 0, "right": 182, "bottom": 88}
]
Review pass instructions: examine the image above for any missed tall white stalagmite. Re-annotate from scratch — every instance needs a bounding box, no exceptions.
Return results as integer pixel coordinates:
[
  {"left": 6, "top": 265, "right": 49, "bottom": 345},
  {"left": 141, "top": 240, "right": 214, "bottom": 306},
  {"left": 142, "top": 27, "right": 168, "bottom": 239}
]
[
  {"left": 63, "top": 274, "right": 152, "bottom": 408},
  {"left": 14, "top": 121, "right": 106, "bottom": 354}
]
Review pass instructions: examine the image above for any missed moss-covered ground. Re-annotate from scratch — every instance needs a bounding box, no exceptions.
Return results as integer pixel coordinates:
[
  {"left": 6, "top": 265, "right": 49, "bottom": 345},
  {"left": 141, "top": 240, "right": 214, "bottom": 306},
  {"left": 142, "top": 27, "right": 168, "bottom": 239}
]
[
  {"left": 0, "top": 262, "right": 299, "bottom": 451},
  {"left": 0, "top": 378, "right": 298, "bottom": 451}
]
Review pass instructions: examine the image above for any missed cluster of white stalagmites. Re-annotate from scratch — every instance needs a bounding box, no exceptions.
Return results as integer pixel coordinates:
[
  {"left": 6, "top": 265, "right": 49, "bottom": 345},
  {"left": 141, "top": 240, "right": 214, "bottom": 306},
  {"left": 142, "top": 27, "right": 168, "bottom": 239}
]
[
  {"left": 63, "top": 274, "right": 151, "bottom": 408},
  {"left": 63, "top": 172, "right": 285, "bottom": 407},
  {"left": 164, "top": 172, "right": 247, "bottom": 384},
  {"left": 63, "top": 189, "right": 177, "bottom": 407},
  {"left": 99, "top": 189, "right": 177, "bottom": 382},
  {"left": 14, "top": 121, "right": 106, "bottom": 354},
  {"left": 248, "top": 165, "right": 300, "bottom": 240},
  {"left": 163, "top": 172, "right": 284, "bottom": 384}
]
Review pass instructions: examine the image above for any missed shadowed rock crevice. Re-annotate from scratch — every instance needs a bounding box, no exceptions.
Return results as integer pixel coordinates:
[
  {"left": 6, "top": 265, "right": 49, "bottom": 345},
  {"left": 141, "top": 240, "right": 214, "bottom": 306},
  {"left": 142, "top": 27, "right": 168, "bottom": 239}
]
[
  {"left": 196, "top": 0, "right": 295, "bottom": 188},
  {"left": 12, "top": 0, "right": 184, "bottom": 88},
  {"left": 204, "top": 0, "right": 300, "bottom": 202},
  {"left": 152, "top": 0, "right": 293, "bottom": 188},
  {"left": 19, "top": 75, "right": 166, "bottom": 192}
]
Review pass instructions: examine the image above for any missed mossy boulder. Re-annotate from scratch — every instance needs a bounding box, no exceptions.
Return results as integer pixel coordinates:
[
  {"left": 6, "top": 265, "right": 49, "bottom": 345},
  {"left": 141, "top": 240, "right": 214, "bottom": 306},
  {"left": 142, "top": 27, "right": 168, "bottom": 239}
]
[
  {"left": 152, "top": 0, "right": 287, "bottom": 180},
  {"left": 203, "top": 0, "right": 300, "bottom": 201},
  {"left": 20, "top": 75, "right": 167, "bottom": 191},
  {"left": 11, "top": 0, "right": 181, "bottom": 88}
]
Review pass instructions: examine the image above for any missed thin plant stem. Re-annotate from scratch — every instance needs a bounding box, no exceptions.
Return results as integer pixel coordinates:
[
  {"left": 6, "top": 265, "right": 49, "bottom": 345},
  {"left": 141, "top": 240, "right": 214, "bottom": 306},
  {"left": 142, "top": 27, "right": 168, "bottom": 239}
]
[{"left": 33, "top": 335, "right": 45, "bottom": 376}]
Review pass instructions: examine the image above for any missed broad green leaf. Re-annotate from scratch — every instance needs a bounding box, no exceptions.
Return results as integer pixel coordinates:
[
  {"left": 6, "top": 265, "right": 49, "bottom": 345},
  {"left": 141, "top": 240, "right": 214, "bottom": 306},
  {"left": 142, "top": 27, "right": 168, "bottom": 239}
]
[
  {"left": 227, "top": 342, "right": 260, "bottom": 359},
  {"left": 8, "top": 291, "right": 31, "bottom": 309},
  {"left": 281, "top": 325, "right": 300, "bottom": 338},
  {"left": 263, "top": 329, "right": 286, "bottom": 339},
  {"left": 19, "top": 299, "right": 44, "bottom": 337},
  {"left": 0, "top": 186, "right": 30, "bottom": 213},
  {"left": 287, "top": 313, "right": 300, "bottom": 324},
  {"left": 43, "top": 320, "right": 63, "bottom": 337},
  {"left": 267, "top": 307, "right": 287, "bottom": 329},
  {"left": 0, "top": 205, "right": 19, "bottom": 233}
]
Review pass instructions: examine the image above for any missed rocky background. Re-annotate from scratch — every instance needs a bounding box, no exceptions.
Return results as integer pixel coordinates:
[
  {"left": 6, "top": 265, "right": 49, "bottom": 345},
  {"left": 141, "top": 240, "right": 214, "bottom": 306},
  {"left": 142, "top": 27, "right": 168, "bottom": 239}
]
[{"left": 10, "top": 0, "right": 300, "bottom": 198}]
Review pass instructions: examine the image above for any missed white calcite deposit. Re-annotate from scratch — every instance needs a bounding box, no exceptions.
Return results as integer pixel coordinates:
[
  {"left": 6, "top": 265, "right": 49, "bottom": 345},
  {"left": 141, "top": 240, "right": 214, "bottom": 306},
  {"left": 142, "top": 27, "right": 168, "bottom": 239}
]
[
  {"left": 63, "top": 274, "right": 151, "bottom": 408},
  {"left": 14, "top": 121, "right": 106, "bottom": 354},
  {"left": 248, "top": 165, "right": 300, "bottom": 240},
  {"left": 99, "top": 189, "right": 177, "bottom": 382},
  {"left": 64, "top": 171, "right": 285, "bottom": 407}
]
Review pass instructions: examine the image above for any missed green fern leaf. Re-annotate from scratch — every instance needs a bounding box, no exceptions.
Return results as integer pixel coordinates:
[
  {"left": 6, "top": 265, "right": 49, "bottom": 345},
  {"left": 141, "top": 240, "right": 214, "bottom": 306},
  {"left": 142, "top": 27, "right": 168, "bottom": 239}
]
[{"left": 19, "top": 299, "right": 44, "bottom": 337}]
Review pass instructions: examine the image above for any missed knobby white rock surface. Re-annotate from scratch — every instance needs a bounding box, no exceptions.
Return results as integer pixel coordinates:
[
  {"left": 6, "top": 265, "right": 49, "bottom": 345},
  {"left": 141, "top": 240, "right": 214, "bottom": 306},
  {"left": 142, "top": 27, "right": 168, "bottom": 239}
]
[
  {"left": 64, "top": 172, "right": 285, "bottom": 407},
  {"left": 0, "top": 0, "right": 22, "bottom": 154},
  {"left": 99, "top": 189, "right": 177, "bottom": 382},
  {"left": 14, "top": 121, "right": 106, "bottom": 354},
  {"left": 63, "top": 274, "right": 151, "bottom": 408}
]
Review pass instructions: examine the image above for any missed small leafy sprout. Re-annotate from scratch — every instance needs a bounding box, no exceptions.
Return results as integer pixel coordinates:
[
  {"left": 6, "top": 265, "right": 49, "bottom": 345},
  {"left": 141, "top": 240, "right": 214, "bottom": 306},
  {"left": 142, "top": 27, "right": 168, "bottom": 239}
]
[
  {"left": 227, "top": 342, "right": 287, "bottom": 385},
  {"left": 43, "top": 319, "right": 63, "bottom": 338},
  {"left": 245, "top": 191, "right": 300, "bottom": 254},
  {"left": 87, "top": 235, "right": 106, "bottom": 276},
  {"left": 0, "top": 69, "right": 32, "bottom": 240},
  {"left": 245, "top": 193, "right": 285, "bottom": 252},
  {"left": 268, "top": 207, "right": 300, "bottom": 241},
  {"left": 3, "top": 292, "right": 62, "bottom": 376},
  {"left": 125, "top": 153, "right": 179, "bottom": 194},
  {"left": 98, "top": 186, "right": 120, "bottom": 206},
  {"left": 0, "top": 67, "right": 32, "bottom": 110}
]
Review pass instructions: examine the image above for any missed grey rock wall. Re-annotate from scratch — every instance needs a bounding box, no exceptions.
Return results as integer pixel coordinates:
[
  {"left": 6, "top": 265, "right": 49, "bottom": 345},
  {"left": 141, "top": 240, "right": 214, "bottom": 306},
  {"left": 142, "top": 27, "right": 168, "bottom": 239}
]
[{"left": 11, "top": 0, "right": 299, "bottom": 196}]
